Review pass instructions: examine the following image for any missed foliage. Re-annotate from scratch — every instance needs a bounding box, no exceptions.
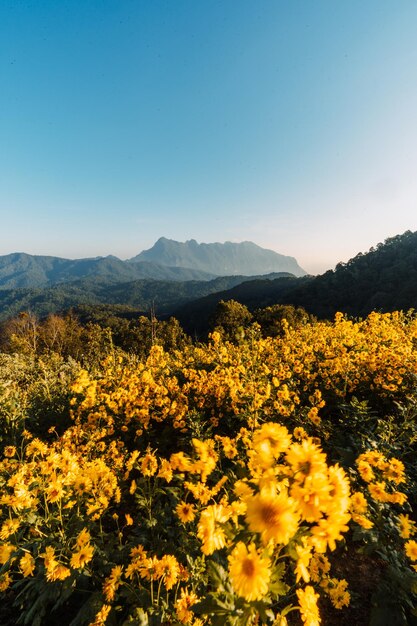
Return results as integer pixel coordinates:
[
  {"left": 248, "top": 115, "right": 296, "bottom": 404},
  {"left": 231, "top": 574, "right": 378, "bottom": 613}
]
[{"left": 1, "top": 311, "right": 417, "bottom": 625}]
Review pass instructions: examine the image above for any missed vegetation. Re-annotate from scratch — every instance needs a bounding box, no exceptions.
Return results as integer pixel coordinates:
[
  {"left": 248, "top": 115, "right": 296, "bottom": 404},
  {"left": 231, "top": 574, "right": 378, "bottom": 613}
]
[
  {"left": 1, "top": 306, "right": 417, "bottom": 626},
  {"left": 176, "top": 230, "right": 417, "bottom": 335},
  {"left": 2, "top": 231, "right": 417, "bottom": 333}
]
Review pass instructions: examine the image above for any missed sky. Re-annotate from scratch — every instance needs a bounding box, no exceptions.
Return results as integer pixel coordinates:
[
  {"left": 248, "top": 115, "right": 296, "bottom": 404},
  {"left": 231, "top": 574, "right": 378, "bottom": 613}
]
[{"left": 1, "top": 1, "right": 417, "bottom": 275}]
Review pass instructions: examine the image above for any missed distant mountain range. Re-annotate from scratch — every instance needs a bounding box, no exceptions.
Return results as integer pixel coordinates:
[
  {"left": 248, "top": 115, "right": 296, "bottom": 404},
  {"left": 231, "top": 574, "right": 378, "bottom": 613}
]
[
  {"left": 1, "top": 231, "right": 416, "bottom": 328},
  {"left": 130, "top": 237, "right": 306, "bottom": 277},
  {"left": 0, "top": 239, "right": 306, "bottom": 291}
]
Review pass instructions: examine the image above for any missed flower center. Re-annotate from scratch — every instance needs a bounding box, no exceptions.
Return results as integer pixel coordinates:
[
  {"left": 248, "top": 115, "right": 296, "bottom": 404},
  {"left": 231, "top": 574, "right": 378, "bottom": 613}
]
[{"left": 242, "top": 557, "right": 255, "bottom": 577}]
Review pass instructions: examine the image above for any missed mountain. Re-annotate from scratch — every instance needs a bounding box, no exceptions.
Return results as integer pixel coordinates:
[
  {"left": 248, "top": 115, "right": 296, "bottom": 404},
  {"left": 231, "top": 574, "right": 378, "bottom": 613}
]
[
  {"left": 0, "top": 253, "right": 215, "bottom": 290},
  {"left": 129, "top": 238, "right": 307, "bottom": 277}
]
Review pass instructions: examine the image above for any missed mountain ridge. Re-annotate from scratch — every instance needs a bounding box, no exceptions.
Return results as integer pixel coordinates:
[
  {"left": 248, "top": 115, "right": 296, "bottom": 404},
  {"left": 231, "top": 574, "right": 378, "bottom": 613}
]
[
  {"left": 129, "top": 237, "right": 307, "bottom": 277},
  {"left": 0, "top": 238, "right": 305, "bottom": 290}
]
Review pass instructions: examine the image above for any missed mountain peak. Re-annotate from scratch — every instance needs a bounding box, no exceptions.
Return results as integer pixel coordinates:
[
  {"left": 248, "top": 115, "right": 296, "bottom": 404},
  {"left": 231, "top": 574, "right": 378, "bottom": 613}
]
[{"left": 130, "top": 238, "right": 306, "bottom": 277}]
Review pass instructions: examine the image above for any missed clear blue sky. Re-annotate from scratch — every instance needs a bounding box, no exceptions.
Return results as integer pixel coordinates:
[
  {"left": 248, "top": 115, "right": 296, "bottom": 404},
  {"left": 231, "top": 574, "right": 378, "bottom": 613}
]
[{"left": 1, "top": 1, "right": 417, "bottom": 274}]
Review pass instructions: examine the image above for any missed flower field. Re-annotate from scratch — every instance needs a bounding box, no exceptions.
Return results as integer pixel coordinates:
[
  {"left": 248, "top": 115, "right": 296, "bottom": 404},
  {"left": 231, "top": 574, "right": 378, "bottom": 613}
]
[{"left": 1, "top": 311, "right": 417, "bottom": 625}]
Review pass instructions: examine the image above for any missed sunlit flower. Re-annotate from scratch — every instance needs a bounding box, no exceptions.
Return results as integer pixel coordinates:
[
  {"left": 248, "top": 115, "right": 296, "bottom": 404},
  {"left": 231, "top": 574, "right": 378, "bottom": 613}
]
[
  {"left": 157, "top": 459, "right": 173, "bottom": 482},
  {"left": 0, "top": 518, "right": 20, "bottom": 540},
  {"left": 4, "top": 446, "right": 16, "bottom": 458},
  {"left": 286, "top": 440, "right": 328, "bottom": 483},
  {"left": 175, "top": 588, "right": 199, "bottom": 623},
  {"left": 176, "top": 501, "right": 196, "bottom": 523},
  {"left": 245, "top": 489, "right": 299, "bottom": 545},
  {"left": 20, "top": 552, "right": 35, "bottom": 577},
  {"left": 405, "top": 540, "right": 417, "bottom": 561},
  {"left": 141, "top": 450, "right": 158, "bottom": 476},
  {"left": 103, "top": 565, "right": 123, "bottom": 602},
  {"left": 397, "top": 514, "right": 417, "bottom": 539},
  {"left": 296, "top": 585, "right": 321, "bottom": 626},
  {"left": 88, "top": 604, "right": 112, "bottom": 626},
  {"left": 0, "top": 542, "right": 16, "bottom": 565},
  {"left": 0, "top": 572, "right": 12, "bottom": 592},
  {"left": 197, "top": 504, "right": 230, "bottom": 555},
  {"left": 252, "top": 423, "right": 292, "bottom": 467},
  {"left": 157, "top": 554, "right": 180, "bottom": 590},
  {"left": 228, "top": 541, "right": 271, "bottom": 601},
  {"left": 327, "top": 578, "right": 350, "bottom": 609},
  {"left": 70, "top": 543, "right": 94, "bottom": 569}
]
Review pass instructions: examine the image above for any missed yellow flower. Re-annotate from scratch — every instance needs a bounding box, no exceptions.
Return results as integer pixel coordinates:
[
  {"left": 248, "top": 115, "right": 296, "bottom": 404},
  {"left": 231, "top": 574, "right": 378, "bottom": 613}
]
[
  {"left": 397, "top": 514, "right": 417, "bottom": 539},
  {"left": 170, "top": 451, "right": 193, "bottom": 472},
  {"left": 245, "top": 489, "right": 299, "bottom": 545},
  {"left": 0, "top": 518, "right": 20, "bottom": 540},
  {"left": 295, "top": 538, "right": 313, "bottom": 583},
  {"left": 228, "top": 541, "right": 271, "bottom": 601},
  {"left": 141, "top": 450, "right": 158, "bottom": 476},
  {"left": 20, "top": 552, "right": 35, "bottom": 577},
  {"left": 252, "top": 423, "right": 292, "bottom": 467},
  {"left": 0, "top": 572, "right": 12, "bottom": 592},
  {"left": 286, "top": 440, "right": 328, "bottom": 483},
  {"left": 368, "top": 482, "right": 388, "bottom": 502},
  {"left": 327, "top": 578, "right": 350, "bottom": 609},
  {"left": 70, "top": 543, "right": 94, "bottom": 569},
  {"left": 50, "top": 564, "right": 71, "bottom": 581},
  {"left": 157, "top": 459, "right": 173, "bottom": 482},
  {"left": 383, "top": 458, "right": 406, "bottom": 484},
  {"left": 310, "top": 512, "right": 350, "bottom": 553},
  {"left": 76, "top": 528, "right": 92, "bottom": 548},
  {"left": 46, "top": 477, "right": 65, "bottom": 503},
  {"left": 0, "top": 542, "right": 16, "bottom": 565},
  {"left": 103, "top": 565, "right": 123, "bottom": 602},
  {"left": 175, "top": 588, "right": 198, "bottom": 623},
  {"left": 88, "top": 604, "right": 112, "bottom": 626},
  {"left": 215, "top": 435, "right": 238, "bottom": 458},
  {"left": 389, "top": 491, "right": 407, "bottom": 505},
  {"left": 296, "top": 585, "right": 321, "bottom": 626},
  {"left": 405, "top": 540, "right": 417, "bottom": 561},
  {"left": 350, "top": 491, "right": 368, "bottom": 514},
  {"left": 307, "top": 407, "right": 321, "bottom": 425},
  {"left": 197, "top": 504, "right": 230, "bottom": 555},
  {"left": 294, "top": 427, "right": 308, "bottom": 440},
  {"left": 41, "top": 545, "right": 71, "bottom": 582},
  {"left": 357, "top": 460, "right": 374, "bottom": 483},
  {"left": 290, "top": 472, "right": 331, "bottom": 522},
  {"left": 176, "top": 501, "right": 196, "bottom": 523},
  {"left": 309, "top": 553, "right": 330, "bottom": 583},
  {"left": 4, "top": 446, "right": 16, "bottom": 458},
  {"left": 352, "top": 513, "right": 374, "bottom": 529},
  {"left": 157, "top": 554, "right": 180, "bottom": 590}
]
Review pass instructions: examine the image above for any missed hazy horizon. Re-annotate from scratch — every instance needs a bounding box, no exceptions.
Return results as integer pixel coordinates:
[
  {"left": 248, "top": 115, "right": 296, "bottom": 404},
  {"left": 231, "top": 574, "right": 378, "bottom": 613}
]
[
  {"left": 2, "top": 230, "right": 410, "bottom": 278},
  {"left": 2, "top": 1, "right": 417, "bottom": 274}
]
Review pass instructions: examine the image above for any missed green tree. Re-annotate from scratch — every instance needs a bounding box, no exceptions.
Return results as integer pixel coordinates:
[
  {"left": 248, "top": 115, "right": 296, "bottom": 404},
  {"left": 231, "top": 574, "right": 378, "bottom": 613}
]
[{"left": 209, "top": 299, "right": 253, "bottom": 342}]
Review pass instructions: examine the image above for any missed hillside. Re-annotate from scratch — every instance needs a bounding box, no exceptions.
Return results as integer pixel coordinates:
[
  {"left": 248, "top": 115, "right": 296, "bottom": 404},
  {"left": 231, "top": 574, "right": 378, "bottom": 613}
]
[
  {"left": 285, "top": 230, "right": 417, "bottom": 318},
  {"left": 175, "top": 230, "right": 417, "bottom": 334},
  {"left": 0, "top": 272, "right": 293, "bottom": 322},
  {"left": 130, "top": 237, "right": 307, "bottom": 277},
  {"left": 0, "top": 253, "right": 216, "bottom": 290}
]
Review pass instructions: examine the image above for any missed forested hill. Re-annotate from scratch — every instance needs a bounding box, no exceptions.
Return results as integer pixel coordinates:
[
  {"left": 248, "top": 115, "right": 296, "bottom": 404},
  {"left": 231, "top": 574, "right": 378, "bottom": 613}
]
[
  {"left": 175, "top": 230, "right": 417, "bottom": 333},
  {"left": 0, "top": 253, "right": 215, "bottom": 289},
  {"left": 285, "top": 230, "right": 417, "bottom": 318},
  {"left": 0, "top": 272, "right": 293, "bottom": 322}
]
